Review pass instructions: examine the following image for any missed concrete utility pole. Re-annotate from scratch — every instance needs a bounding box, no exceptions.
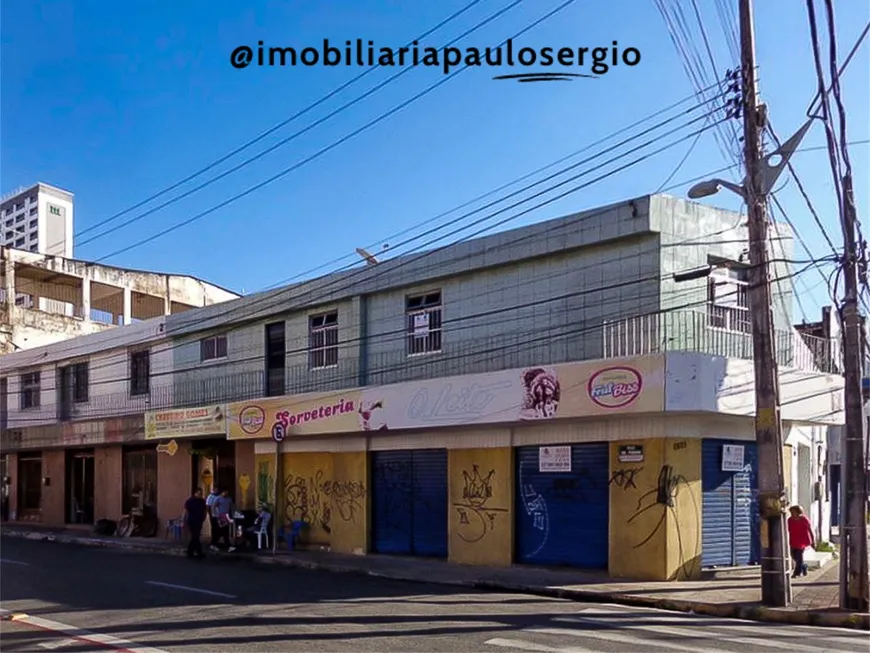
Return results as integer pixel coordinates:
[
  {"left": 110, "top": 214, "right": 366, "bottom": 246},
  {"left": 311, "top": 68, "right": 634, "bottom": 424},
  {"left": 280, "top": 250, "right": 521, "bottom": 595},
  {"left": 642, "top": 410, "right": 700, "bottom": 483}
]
[
  {"left": 738, "top": 0, "right": 792, "bottom": 607},
  {"left": 838, "top": 170, "right": 870, "bottom": 612}
]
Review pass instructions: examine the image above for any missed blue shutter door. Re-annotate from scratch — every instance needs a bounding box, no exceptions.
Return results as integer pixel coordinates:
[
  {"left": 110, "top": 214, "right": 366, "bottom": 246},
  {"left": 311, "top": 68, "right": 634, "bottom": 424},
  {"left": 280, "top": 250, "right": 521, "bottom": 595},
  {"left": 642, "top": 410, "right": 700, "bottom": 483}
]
[
  {"left": 701, "top": 439, "right": 759, "bottom": 567},
  {"left": 411, "top": 449, "right": 449, "bottom": 557},
  {"left": 371, "top": 449, "right": 448, "bottom": 557},
  {"left": 372, "top": 450, "right": 413, "bottom": 555},
  {"left": 515, "top": 443, "right": 609, "bottom": 569}
]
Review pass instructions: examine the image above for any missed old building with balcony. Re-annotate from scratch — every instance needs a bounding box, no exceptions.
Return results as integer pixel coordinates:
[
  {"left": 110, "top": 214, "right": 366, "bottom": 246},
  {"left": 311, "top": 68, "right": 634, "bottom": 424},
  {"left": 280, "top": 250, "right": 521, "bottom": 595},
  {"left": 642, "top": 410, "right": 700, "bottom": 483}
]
[
  {"left": 0, "top": 245, "right": 240, "bottom": 354},
  {"left": 0, "top": 194, "right": 844, "bottom": 582}
]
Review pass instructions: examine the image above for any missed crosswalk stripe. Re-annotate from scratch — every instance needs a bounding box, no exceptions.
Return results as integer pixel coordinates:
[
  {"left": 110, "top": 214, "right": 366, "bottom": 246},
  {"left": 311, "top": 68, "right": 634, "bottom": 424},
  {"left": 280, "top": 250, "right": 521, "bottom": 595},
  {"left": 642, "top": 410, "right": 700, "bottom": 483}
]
[
  {"left": 558, "top": 609, "right": 867, "bottom": 646},
  {"left": 529, "top": 627, "right": 715, "bottom": 653},
  {"left": 484, "top": 638, "right": 592, "bottom": 653},
  {"left": 549, "top": 617, "right": 843, "bottom": 653},
  {"left": 38, "top": 639, "right": 80, "bottom": 650}
]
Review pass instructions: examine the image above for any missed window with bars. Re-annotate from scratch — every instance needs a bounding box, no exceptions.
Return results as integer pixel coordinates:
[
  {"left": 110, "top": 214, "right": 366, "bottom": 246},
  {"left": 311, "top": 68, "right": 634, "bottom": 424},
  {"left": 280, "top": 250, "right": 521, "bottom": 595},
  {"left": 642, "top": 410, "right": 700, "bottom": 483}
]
[
  {"left": 707, "top": 266, "right": 751, "bottom": 333},
  {"left": 406, "top": 291, "right": 442, "bottom": 355},
  {"left": 309, "top": 311, "right": 338, "bottom": 369},
  {"left": 130, "top": 350, "right": 150, "bottom": 396},
  {"left": 200, "top": 334, "right": 228, "bottom": 362},
  {"left": 72, "top": 362, "right": 89, "bottom": 403},
  {"left": 20, "top": 372, "right": 40, "bottom": 409}
]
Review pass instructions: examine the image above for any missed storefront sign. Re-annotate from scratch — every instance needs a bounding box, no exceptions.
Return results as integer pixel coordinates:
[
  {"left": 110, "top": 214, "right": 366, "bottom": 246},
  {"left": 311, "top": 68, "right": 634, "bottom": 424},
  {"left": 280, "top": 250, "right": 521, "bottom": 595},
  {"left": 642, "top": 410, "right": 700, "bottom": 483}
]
[
  {"left": 618, "top": 444, "right": 644, "bottom": 463},
  {"left": 145, "top": 405, "right": 226, "bottom": 440},
  {"left": 722, "top": 444, "right": 745, "bottom": 471},
  {"left": 588, "top": 366, "right": 643, "bottom": 408},
  {"left": 226, "top": 355, "right": 665, "bottom": 440},
  {"left": 539, "top": 445, "right": 572, "bottom": 472}
]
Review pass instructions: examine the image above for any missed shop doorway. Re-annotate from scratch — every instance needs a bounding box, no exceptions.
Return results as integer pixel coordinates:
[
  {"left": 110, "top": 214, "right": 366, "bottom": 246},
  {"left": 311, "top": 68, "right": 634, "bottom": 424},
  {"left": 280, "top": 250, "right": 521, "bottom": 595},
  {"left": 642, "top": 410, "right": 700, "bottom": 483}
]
[
  {"left": 65, "top": 450, "right": 95, "bottom": 525},
  {"left": 17, "top": 454, "right": 43, "bottom": 519}
]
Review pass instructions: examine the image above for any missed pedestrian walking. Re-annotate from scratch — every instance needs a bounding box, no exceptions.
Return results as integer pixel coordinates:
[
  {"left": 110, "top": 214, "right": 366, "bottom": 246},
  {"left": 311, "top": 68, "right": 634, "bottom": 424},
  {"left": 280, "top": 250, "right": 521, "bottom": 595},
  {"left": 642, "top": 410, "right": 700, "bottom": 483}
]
[
  {"left": 182, "top": 489, "right": 207, "bottom": 559},
  {"left": 212, "top": 489, "right": 236, "bottom": 552},
  {"left": 787, "top": 504, "right": 815, "bottom": 578}
]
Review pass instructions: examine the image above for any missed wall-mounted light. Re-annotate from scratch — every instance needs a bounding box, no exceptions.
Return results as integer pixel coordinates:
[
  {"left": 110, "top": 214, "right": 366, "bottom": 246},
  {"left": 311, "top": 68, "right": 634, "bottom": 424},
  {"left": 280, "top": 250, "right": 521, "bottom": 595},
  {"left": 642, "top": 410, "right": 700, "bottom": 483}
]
[{"left": 42, "top": 476, "right": 50, "bottom": 487}]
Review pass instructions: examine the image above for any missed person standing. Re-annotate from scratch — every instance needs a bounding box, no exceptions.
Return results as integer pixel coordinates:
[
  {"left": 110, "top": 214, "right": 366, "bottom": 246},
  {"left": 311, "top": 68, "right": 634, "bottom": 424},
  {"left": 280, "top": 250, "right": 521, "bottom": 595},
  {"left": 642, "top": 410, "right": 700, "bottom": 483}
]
[
  {"left": 206, "top": 487, "right": 220, "bottom": 551},
  {"left": 182, "top": 489, "right": 207, "bottom": 559},
  {"left": 787, "top": 504, "right": 815, "bottom": 578}
]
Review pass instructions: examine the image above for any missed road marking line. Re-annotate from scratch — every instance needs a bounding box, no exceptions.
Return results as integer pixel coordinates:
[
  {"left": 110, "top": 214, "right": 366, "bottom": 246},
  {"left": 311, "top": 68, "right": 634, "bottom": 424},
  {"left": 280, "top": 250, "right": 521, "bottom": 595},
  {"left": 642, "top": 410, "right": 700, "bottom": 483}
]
[
  {"left": 144, "top": 580, "right": 236, "bottom": 599},
  {"left": 38, "top": 638, "right": 80, "bottom": 649},
  {"left": 558, "top": 612, "right": 866, "bottom": 646},
  {"left": 484, "top": 638, "right": 592, "bottom": 652},
  {"left": 549, "top": 618, "right": 832, "bottom": 653},
  {"left": 0, "top": 558, "right": 30, "bottom": 565},
  {"left": 530, "top": 627, "right": 714, "bottom": 653},
  {"left": 7, "top": 612, "right": 168, "bottom": 653}
]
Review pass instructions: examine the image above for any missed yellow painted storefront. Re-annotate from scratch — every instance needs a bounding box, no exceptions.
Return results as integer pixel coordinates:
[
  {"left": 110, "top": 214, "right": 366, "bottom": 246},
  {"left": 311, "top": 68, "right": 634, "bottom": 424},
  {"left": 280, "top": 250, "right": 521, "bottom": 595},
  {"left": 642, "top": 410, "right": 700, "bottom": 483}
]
[
  {"left": 251, "top": 450, "right": 368, "bottom": 555},
  {"left": 248, "top": 437, "right": 709, "bottom": 581},
  {"left": 448, "top": 448, "right": 514, "bottom": 567},
  {"left": 608, "top": 438, "right": 703, "bottom": 581}
]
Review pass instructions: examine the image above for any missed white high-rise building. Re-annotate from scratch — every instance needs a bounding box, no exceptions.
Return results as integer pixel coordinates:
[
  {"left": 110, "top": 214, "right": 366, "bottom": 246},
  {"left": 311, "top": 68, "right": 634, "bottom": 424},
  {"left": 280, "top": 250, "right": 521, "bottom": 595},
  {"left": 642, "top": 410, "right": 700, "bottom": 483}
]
[{"left": 0, "top": 183, "right": 74, "bottom": 258}]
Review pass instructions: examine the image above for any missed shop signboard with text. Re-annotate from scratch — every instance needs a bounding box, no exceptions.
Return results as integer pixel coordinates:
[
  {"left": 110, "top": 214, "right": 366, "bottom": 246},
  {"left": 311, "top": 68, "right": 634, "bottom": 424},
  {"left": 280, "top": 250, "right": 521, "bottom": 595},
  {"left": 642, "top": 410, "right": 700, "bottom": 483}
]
[
  {"left": 227, "top": 355, "right": 664, "bottom": 440},
  {"left": 145, "top": 405, "right": 227, "bottom": 440}
]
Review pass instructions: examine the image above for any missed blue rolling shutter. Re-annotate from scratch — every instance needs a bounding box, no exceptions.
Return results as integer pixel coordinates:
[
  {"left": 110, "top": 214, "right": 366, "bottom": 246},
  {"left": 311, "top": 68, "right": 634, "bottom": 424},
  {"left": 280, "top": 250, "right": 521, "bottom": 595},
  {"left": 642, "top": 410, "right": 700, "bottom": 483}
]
[
  {"left": 701, "top": 439, "right": 759, "bottom": 567},
  {"left": 372, "top": 450, "right": 413, "bottom": 555},
  {"left": 371, "top": 449, "right": 448, "bottom": 557},
  {"left": 515, "top": 443, "right": 609, "bottom": 569},
  {"left": 411, "top": 449, "right": 448, "bottom": 557}
]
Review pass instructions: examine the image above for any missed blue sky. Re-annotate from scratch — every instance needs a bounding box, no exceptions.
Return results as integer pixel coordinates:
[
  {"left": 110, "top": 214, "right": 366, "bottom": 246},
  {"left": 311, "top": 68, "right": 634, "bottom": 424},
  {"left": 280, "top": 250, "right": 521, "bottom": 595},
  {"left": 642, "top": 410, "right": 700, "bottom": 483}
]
[{"left": 1, "top": 0, "right": 868, "bottom": 321}]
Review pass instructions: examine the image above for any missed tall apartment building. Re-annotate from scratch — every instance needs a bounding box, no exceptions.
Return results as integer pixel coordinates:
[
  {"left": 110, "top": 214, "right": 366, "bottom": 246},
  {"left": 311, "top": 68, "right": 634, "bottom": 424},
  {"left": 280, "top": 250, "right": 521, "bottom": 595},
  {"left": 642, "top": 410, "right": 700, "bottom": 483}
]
[{"left": 0, "top": 183, "right": 74, "bottom": 258}]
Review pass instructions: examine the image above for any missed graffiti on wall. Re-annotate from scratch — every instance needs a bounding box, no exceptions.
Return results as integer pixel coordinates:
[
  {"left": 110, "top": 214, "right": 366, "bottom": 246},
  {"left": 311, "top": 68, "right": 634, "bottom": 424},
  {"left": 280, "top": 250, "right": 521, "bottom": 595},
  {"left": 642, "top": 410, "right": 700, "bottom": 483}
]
[
  {"left": 285, "top": 470, "right": 332, "bottom": 534},
  {"left": 626, "top": 463, "right": 700, "bottom": 580},
  {"left": 518, "top": 461, "right": 549, "bottom": 558},
  {"left": 609, "top": 466, "right": 643, "bottom": 490},
  {"left": 453, "top": 465, "right": 508, "bottom": 543},
  {"left": 322, "top": 479, "right": 367, "bottom": 524},
  {"left": 284, "top": 470, "right": 368, "bottom": 534}
]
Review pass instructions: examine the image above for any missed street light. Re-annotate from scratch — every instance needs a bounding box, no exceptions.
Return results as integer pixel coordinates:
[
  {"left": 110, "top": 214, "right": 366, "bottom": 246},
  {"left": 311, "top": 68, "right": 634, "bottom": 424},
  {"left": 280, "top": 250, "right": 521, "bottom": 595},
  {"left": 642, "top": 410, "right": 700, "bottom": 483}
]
[
  {"left": 687, "top": 178, "right": 747, "bottom": 201},
  {"left": 687, "top": 119, "right": 813, "bottom": 201}
]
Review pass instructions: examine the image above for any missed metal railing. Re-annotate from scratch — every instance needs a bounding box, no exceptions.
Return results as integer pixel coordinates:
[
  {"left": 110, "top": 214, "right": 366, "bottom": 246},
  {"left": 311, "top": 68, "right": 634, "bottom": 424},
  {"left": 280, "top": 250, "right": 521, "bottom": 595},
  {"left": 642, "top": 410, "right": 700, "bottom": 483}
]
[{"left": 602, "top": 310, "right": 840, "bottom": 374}]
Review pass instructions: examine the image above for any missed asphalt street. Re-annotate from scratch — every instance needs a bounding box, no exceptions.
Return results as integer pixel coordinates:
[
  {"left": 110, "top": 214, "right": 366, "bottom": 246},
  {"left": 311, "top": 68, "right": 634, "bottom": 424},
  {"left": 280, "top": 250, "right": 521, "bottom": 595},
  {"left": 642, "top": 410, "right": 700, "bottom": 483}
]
[{"left": 0, "top": 537, "right": 866, "bottom": 653}]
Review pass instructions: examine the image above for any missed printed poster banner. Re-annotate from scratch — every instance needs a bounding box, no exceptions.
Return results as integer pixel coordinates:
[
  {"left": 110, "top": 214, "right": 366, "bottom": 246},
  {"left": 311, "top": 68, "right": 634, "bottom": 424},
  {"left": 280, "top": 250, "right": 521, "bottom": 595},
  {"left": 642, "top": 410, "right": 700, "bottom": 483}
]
[
  {"left": 145, "top": 405, "right": 227, "bottom": 440},
  {"left": 227, "top": 355, "right": 664, "bottom": 440}
]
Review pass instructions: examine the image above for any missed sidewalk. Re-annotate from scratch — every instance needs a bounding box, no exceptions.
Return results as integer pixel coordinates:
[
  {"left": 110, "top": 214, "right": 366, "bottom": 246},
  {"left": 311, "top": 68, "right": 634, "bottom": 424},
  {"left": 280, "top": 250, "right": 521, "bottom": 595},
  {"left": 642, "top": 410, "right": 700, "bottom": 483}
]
[{"left": 2, "top": 524, "right": 867, "bottom": 631}]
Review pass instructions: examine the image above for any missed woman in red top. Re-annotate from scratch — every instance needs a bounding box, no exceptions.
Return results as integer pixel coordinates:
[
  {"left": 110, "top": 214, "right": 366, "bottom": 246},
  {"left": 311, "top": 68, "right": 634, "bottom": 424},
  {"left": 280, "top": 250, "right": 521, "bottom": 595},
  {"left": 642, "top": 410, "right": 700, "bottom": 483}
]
[{"left": 787, "top": 505, "right": 815, "bottom": 578}]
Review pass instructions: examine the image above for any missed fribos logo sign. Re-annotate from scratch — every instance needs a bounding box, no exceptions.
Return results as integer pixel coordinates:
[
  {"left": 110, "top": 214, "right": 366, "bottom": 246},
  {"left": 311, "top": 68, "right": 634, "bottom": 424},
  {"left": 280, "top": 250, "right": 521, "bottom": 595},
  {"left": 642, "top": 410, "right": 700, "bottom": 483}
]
[
  {"left": 239, "top": 406, "right": 266, "bottom": 435},
  {"left": 587, "top": 366, "right": 643, "bottom": 409}
]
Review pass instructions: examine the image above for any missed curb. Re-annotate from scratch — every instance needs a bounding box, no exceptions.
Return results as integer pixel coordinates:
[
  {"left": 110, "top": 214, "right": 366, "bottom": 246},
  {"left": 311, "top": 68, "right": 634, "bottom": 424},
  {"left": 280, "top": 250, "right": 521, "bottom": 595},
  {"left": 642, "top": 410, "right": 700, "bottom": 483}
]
[{"left": 3, "top": 529, "right": 868, "bottom": 631}]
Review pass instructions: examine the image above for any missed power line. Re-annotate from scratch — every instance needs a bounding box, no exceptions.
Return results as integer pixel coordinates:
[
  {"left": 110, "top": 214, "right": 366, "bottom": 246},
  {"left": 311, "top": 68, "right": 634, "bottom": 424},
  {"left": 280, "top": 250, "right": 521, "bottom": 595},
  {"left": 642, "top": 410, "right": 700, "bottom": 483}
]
[
  {"left": 75, "top": 0, "right": 524, "bottom": 250},
  {"left": 67, "top": 0, "right": 489, "bottom": 244},
  {"left": 88, "top": 0, "right": 580, "bottom": 262},
  {"left": 7, "top": 134, "right": 862, "bottom": 382},
  {"left": 5, "top": 261, "right": 831, "bottom": 425},
  {"left": 5, "top": 91, "right": 734, "bottom": 371}
]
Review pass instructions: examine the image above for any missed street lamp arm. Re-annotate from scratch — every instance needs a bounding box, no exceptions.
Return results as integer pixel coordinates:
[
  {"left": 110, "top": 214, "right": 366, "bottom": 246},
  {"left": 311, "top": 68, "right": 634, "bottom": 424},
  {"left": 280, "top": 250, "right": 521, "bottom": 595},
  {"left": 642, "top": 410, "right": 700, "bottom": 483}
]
[{"left": 685, "top": 119, "right": 813, "bottom": 201}]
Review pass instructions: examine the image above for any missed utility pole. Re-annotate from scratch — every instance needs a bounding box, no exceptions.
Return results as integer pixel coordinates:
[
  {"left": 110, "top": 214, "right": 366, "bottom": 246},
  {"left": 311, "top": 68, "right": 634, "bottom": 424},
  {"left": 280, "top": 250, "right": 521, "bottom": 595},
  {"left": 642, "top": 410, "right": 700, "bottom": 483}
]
[
  {"left": 838, "top": 170, "right": 869, "bottom": 611},
  {"left": 738, "top": 0, "right": 792, "bottom": 607}
]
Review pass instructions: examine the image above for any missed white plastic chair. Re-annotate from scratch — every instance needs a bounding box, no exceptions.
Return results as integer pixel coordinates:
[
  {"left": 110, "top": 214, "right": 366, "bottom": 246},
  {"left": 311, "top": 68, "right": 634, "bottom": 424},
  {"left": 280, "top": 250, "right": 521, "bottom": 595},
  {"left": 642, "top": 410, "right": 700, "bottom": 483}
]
[{"left": 255, "top": 512, "right": 272, "bottom": 550}]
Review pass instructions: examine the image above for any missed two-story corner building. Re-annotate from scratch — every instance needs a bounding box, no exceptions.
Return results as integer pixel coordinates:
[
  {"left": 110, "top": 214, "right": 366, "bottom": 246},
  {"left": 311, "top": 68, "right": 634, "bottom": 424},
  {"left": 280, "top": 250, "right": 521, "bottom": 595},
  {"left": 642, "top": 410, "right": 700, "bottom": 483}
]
[
  {"left": 0, "top": 245, "right": 240, "bottom": 355},
  {"left": 0, "top": 194, "right": 844, "bottom": 582}
]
